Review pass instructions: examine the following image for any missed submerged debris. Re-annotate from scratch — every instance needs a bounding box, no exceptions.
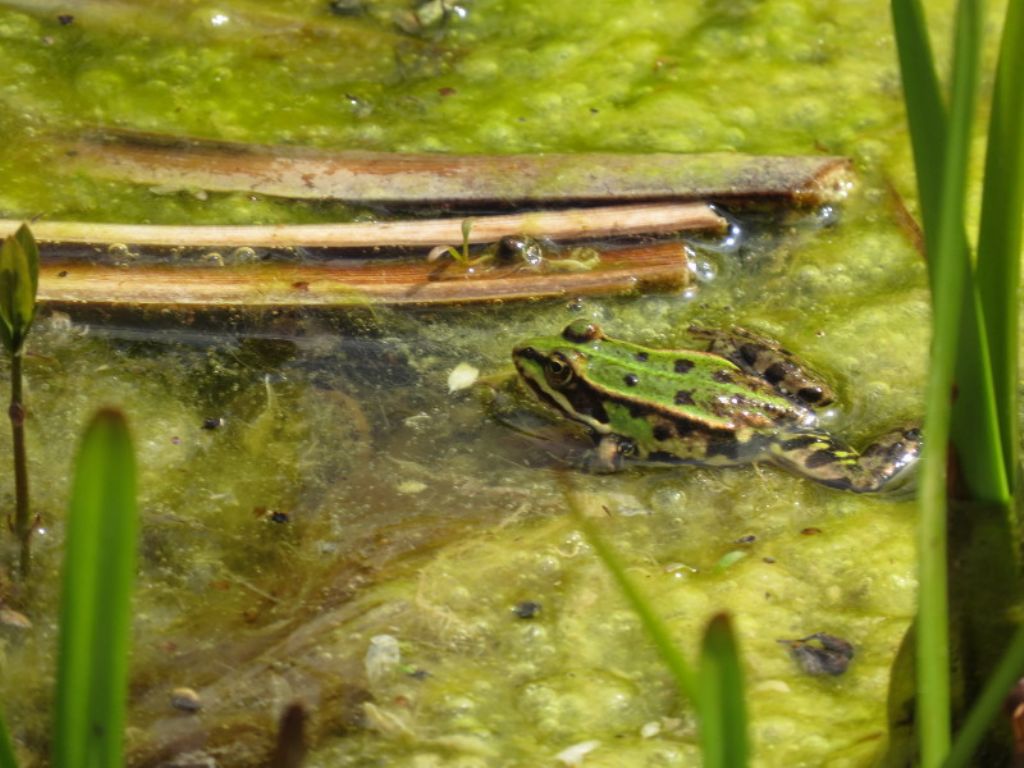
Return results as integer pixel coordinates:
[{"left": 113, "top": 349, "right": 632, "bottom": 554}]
[
  {"left": 512, "top": 600, "right": 541, "bottom": 619},
  {"left": 555, "top": 740, "right": 601, "bottom": 766},
  {"left": 779, "top": 632, "right": 854, "bottom": 676},
  {"left": 365, "top": 634, "right": 402, "bottom": 686},
  {"left": 0, "top": 607, "right": 32, "bottom": 630}
]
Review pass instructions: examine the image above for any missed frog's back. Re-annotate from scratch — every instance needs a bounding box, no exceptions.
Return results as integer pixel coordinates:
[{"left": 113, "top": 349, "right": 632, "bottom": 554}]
[{"left": 581, "top": 336, "right": 810, "bottom": 433}]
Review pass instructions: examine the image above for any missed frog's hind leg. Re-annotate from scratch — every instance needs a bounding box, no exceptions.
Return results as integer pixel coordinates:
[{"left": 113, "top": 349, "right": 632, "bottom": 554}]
[
  {"left": 688, "top": 326, "right": 835, "bottom": 407},
  {"left": 770, "top": 427, "right": 921, "bottom": 493}
]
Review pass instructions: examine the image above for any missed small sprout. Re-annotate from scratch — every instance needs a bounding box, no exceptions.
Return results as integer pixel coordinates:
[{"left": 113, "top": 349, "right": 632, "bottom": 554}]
[
  {"left": 0, "top": 223, "right": 40, "bottom": 356},
  {"left": 1, "top": 224, "right": 39, "bottom": 577},
  {"left": 447, "top": 362, "right": 479, "bottom": 393},
  {"left": 427, "top": 219, "right": 479, "bottom": 266}
]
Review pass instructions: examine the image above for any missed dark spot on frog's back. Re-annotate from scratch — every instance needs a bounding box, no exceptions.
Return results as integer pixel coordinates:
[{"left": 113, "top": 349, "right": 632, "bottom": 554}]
[
  {"left": 712, "top": 369, "right": 735, "bottom": 384},
  {"left": 674, "top": 359, "right": 694, "bottom": 374},
  {"left": 674, "top": 390, "right": 695, "bottom": 406},
  {"left": 635, "top": 351, "right": 649, "bottom": 362},
  {"left": 624, "top": 373, "right": 639, "bottom": 387},
  {"left": 739, "top": 343, "right": 761, "bottom": 366},
  {"left": 763, "top": 362, "right": 789, "bottom": 384},
  {"left": 653, "top": 423, "right": 673, "bottom": 441}
]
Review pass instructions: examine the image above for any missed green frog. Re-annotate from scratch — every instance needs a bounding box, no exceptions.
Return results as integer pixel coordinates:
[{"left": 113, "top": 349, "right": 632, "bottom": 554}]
[{"left": 512, "top": 320, "right": 920, "bottom": 493}]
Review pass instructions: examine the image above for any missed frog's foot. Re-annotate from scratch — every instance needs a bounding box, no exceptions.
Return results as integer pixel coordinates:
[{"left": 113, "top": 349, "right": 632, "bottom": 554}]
[
  {"left": 689, "top": 326, "right": 835, "bottom": 407},
  {"left": 856, "top": 426, "right": 921, "bottom": 494},
  {"left": 583, "top": 434, "right": 635, "bottom": 474},
  {"left": 769, "top": 426, "right": 921, "bottom": 494}
]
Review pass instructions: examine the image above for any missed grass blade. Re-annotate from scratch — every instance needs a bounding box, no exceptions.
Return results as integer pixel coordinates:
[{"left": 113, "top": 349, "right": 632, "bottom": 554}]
[
  {"left": 945, "top": 622, "right": 1024, "bottom": 767},
  {"left": 892, "top": 0, "right": 987, "bottom": 763},
  {"left": 916, "top": 0, "right": 983, "bottom": 752},
  {"left": 53, "top": 409, "right": 138, "bottom": 768},
  {"left": 0, "top": 716, "right": 17, "bottom": 768},
  {"left": 890, "top": 0, "right": 945, "bottom": 236},
  {"left": 563, "top": 488, "right": 697, "bottom": 703},
  {"left": 698, "top": 614, "right": 749, "bottom": 767},
  {"left": 891, "top": 0, "right": 1007, "bottom": 502},
  {"left": 975, "top": 0, "right": 1024, "bottom": 494}
]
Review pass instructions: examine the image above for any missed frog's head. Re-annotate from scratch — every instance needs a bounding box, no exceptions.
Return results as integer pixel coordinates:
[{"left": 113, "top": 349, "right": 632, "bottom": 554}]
[{"left": 512, "top": 320, "right": 609, "bottom": 429}]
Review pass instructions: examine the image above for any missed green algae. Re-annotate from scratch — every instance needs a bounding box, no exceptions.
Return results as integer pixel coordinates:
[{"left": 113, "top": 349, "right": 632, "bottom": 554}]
[{"left": 0, "top": 0, "right": 1004, "bottom": 765}]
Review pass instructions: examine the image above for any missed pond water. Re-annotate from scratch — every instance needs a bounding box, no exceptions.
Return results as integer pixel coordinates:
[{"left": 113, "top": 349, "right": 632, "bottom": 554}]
[{"left": 0, "top": 0, "right": 994, "bottom": 765}]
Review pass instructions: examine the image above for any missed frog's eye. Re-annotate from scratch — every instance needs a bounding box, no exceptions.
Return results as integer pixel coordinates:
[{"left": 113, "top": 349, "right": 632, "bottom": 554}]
[{"left": 544, "top": 352, "right": 574, "bottom": 387}]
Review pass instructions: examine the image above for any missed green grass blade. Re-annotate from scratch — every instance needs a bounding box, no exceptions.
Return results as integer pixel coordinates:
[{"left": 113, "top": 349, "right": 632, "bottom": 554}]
[
  {"left": 698, "top": 613, "right": 748, "bottom": 768},
  {"left": 975, "top": 0, "right": 1024, "bottom": 494},
  {"left": 53, "top": 409, "right": 138, "bottom": 768},
  {"left": 0, "top": 715, "right": 18, "bottom": 768},
  {"left": 945, "top": 621, "right": 1024, "bottom": 767},
  {"left": 891, "top": 0, "right": 1007, "bottom": 502},
  {"left": 893, "top": 0, "right": 986, "bottom": 763},
  {"left": 890, "top": 0, "right": 945, "bottom": 237},
  {"left": 564, "top": 488, "right": 697, "bottom": 703}
]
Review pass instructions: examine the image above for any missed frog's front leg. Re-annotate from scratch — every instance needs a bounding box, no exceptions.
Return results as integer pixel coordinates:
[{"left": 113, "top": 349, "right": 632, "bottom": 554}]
[
  {"left": 585, "top": 433, "right": 635, "bottom": 473},
  {"left": 769, "top": 426, "right": 921, "bottom": 493},
  {"left": 689, "top": 326, "right": 834, "bottom": 407}
]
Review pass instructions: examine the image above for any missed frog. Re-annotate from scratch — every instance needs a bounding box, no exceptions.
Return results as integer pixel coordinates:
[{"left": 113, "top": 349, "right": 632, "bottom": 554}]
[{"left": 511, "top": 319, "right": 920, "bottom": 493}]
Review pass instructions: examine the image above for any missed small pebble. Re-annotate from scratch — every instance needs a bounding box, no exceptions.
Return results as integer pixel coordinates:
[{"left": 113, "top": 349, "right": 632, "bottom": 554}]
[
  {"left": 170, "top": 687, "right": 202, "bottom": 712},
  {"left": 513, "top": 601, "right": 541, "bottom": 619},
  {"left": 0, "top": 607, "right": 32, "bottom": 629},
  {"left": 447, "top": 362, "right": 479, "bottom": 393}
]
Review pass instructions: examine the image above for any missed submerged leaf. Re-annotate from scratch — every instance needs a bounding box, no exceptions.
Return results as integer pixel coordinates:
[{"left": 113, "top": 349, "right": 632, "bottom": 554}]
[{"left": 0, "top": 224, "right": 39, "bottom": 355}]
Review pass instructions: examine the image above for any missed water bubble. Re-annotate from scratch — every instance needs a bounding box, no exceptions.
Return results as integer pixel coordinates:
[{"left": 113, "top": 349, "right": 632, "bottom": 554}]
[
  {"left": 229, "top": 246, "right": 259, "bottom": 264},
  {"left": 699, "top": 207, "right": 744, "bottom": 253},
  {"left": 816, "top": 204, "right": 841, "bottom": 227},
  {"left": 106, "top": 243, "right": 137, "bottom": 265}
]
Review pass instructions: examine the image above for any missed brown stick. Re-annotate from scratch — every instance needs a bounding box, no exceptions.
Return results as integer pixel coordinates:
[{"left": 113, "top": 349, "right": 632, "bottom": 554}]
[
  {"left": 0, "top": 202, "right": 724, "bottom": 248},
  {"left": 71, "top": 136, "right": 853, "bottom": 207},
  {"left": 38, "top": 242, "right": 691, "bottom": 309}
]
